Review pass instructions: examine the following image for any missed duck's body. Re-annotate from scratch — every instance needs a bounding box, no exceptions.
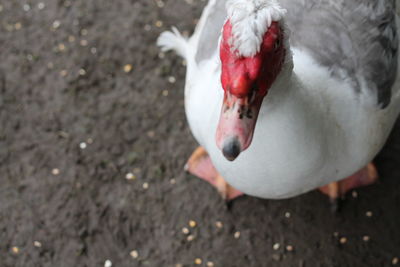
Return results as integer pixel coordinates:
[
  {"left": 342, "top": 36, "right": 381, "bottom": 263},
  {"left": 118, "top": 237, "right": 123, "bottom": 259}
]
[{"left": 159, "top": 0, "right": 400, "bottom": 199}]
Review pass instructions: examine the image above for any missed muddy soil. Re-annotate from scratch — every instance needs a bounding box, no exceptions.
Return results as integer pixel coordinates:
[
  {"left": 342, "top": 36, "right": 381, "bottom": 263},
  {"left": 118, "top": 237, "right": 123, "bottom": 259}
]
[{"left": 1, "top": 0, "right": 400, "bottom": 266}]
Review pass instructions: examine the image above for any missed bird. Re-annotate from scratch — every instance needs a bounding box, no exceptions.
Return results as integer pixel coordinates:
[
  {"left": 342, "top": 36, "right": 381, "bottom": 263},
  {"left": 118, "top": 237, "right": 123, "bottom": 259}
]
[{"left": 157, "top": 0, "right": 400, "bottom": 204}]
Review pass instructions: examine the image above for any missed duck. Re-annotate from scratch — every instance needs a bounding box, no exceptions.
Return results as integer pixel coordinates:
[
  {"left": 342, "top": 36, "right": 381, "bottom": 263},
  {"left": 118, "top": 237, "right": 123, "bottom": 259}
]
[{"left": 157, "top": 0, "right": 400, "bottom": 203}]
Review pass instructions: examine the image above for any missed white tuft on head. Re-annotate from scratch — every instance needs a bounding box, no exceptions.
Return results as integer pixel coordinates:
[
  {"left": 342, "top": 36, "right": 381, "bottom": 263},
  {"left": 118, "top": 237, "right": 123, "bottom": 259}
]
[{"left": 226, "top": 0, "right": 286, "bottom": 57}]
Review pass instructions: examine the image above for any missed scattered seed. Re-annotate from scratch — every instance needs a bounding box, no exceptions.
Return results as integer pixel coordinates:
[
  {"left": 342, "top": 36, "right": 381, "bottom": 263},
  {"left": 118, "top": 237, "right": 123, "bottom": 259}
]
[
  {"left": 286, "top": 245, "right": 294, "bottom": 252},
  {"left": 130, "top": 250, "right": 139, "bottom": 259},
  {"left": 175, "top": 264, "right": 183, "bottom": 267},
  {"left": 58, "top": 43, "right": 66, "bottom": 52},
  {"left": 79, "top": 68, "right": 86, "bottom": 76},
  {"left": 156, "top": 0, "right": 165, "bottom": 8},
  {"left": 90, "top": 47, "right": 97, "bottom": 54},
  {"left": 144, "top": 24, "right": 151, "bottom": 31},
  {"left": 52, "top": 168, "right": 60, "bottom": 175},
  {"left": 87, "top": 138, "right": 93, "bottom": 144},
  {"left": 339, "top": 237, "right": 347, "bottom": 244},
  {"left": 38, "top": 2, "right": 45, "bottom": 9},
  {"left": 155, "top": 20, "right": 163, "bottom": 27},
  {"left": 68, "top": 35, "right": 75, "bottom": 43},
  {"left": 162, "top": 90, "right": 169, "bottom": 96},
  {"left": 15, "top": 22, "right": 22, "bottom": 30},
  {"left": 142, "top": 182, "right": 149, "bottom": 189},
  {"left": 79, "top": 142, "right": 87, "bottom": 149},
  {"left": 81, "top": 29, "right": 88, "bottom": 36},
  {"left": 52, "top": 20, "right": 61, "bottom": 29},
  {"left": 60, "top": 70, "right": 68, "bottom": 77},
  {"left": 187, "top": 235, "right": 195, "bottom": 241},
  {"left": 80, "top": 39, "right": 88, "bottom": 46},
  {"left": 284, "top": 212, "right": 291, "bottom": 218},
  {"left": 393, "top": 257, "right": 399, "bottom": 265},
  {"left": 182, "top": 227, "right": 190, "bottom": 235},
  {"left": 362, "top": 235, "right": 370, "bottom": 242},
  {"left": 168, "top": 76, "right": 176, "bottom": 83},
  {"left": 207, "top": 262, "right": 215, "bottom": 267},
  {"left": 189, "top": 220, "right": 197, "bottom": 228},
  {"left": 273, "top": 243, "right": 280, "bottom": 250},
  {"left": 333, "top": 232, "right": 339, "bottom": 237},
  {"left": 352, "top": 190, "right": 358, "bottom": 198},
  {"left": 234, "top": 231, "right": 241, "bottom": 239},
  {"left": 104, "top": 260, "right": 112, "bottom": 267},
  {"left": 366, "top": 211, "right": 373, "bottom": 217},
  {"left": 170, "top": 178, "right": 176, "bottom": 184},
  {"left": 33, "top": 241, "right": 42, "bottom": 248},
  {"left": 194, "top": 258, "right": 202, "bottom": 265},
  {"left": 23, "top": 4, "right": 31, "bottom": 11},
  {"left": 11, "top": 246, "right": 19, "bottom": 254},
  {"left": 147, "top": 131, "right": 155, "bottom": 138},
  {"left": 215, "top": 221, "right": 223, "bottom": 228},
  {"left": 126, "top": 173, "right": 136, "bottom": 180},
  {"left": 124, "top": 64, "right": 133, "bottom": 73}
]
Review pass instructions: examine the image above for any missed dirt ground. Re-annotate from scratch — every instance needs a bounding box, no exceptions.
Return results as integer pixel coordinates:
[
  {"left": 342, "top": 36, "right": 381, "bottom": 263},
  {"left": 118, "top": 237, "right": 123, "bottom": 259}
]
[{"left": 1, "top": 0, "right": 400, "bottom": 266}]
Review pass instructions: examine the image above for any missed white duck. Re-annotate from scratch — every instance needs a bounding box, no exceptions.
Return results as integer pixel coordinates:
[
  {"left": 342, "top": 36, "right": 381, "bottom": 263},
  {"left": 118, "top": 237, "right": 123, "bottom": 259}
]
[{"left": 158, "top": 0, "right": 400, "bottom": 202}]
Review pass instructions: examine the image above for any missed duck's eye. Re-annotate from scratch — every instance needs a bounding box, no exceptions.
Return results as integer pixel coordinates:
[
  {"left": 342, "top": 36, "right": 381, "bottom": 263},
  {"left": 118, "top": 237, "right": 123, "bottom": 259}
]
[{"left": 274, "top": 39, "right": 281, "bottom": 50}]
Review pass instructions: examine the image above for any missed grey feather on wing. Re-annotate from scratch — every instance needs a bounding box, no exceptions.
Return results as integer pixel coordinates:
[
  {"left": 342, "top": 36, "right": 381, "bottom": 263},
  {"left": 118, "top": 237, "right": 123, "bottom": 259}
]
[{"left": 279, "top": 0, "right": 398, "bottom": 108}]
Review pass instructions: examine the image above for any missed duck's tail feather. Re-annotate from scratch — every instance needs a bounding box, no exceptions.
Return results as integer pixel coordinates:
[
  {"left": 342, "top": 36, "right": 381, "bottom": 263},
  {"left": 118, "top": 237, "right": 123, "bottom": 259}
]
[{"left": 157, "top": 27, "right": 189, "bottom": 59}]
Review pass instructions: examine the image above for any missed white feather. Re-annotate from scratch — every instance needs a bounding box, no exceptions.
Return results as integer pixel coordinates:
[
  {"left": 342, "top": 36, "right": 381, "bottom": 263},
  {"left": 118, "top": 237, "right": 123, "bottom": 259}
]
[{"left": 227, "top": 0, "right": 287, "bottom": 57}]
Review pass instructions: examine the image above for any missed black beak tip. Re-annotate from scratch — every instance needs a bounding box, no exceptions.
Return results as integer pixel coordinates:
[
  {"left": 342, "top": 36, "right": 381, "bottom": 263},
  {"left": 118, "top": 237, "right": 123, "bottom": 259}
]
[{"left": 222, "top": 138, "right": 241, "bottom": 161}]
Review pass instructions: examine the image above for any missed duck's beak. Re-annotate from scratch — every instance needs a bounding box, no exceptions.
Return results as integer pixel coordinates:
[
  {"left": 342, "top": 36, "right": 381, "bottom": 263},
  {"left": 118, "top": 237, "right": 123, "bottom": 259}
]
[{"left": 216, "top": 92, "right": 262, "bottom": 161}]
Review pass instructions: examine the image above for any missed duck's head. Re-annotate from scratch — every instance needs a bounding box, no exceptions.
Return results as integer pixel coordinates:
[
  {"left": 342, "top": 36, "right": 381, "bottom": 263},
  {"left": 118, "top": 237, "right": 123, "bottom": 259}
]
[{"left": 216, "top": 1, "right": 287, "bottom": 161}]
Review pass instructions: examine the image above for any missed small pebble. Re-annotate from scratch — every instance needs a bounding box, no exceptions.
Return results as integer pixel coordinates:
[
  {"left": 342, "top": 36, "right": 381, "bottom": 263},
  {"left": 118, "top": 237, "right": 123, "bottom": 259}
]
[
  {"left": 155, "top": 20, "right": 163, "bottom": 27},
  {"left": 52, "top": 168, "right": 60, "bottom": 175},
  {"left": 58, "top": 43, "right": 66, "bottom": 52},
  {"left": 158, "top": 52, "right": 165, "bottom": 59},
  {"left": 33, "top": 241, "right": 42, "bottom": 248},
  {"left": 144, "top": 24, "right": 151, "bottom": 31},
  {"left": 352, "top": 190, "right": 358, "bottom": 198},
  {"left": 170, "top": 178, "right": 176, "bottom": 184},
  {"left": 38, "top": 2, "right": 45, "bottom": 9},
  {"left": 23, "top": 4, "right": 31, "bottom": 11},
  {"left": 80, "top": 39, "right": 88, "bottom": 46},
  {"left": 207, "top": 262, "right": 215, "bottom": 267},
  {"left": 284, "top": 212, "right": 291, "bottom": 218},
  {"left": 182, "top": 227, "right": 190, "bottom": 235},
  {"left": 234, "top": 231, "right": 241, "bottom": 239},
  {"left": 126, "top": 173, "right": 135, "bottom": 180},
  {"left": 366, "top": 211, "right": 373, "bottom": 217},
  {"left": 87, "top": 138, "right": 93, "bottom": 144},
  {"left": 215, "top": 221, "right": 223, "bottom": 228},
  {"left": 60, "top": 70, "right": 68, "bottom": 77},
  {"left": 194, "top": 258, "right": 202, "bottom": 265},
  {"left": 333, "top": 232, "right": 339, "bottom": 237},
  {"left": 81, "top": 29, "right": 88, "bottom": 36},
  {"left": 273, "top": 243, "right": 280, "bottom": 250},
  {"left": 79, "top": 142, "right": 87, "bottom": 149},
  {"left": 52, "top": 20, "right": 61, "bottom": 29},
  {"left": 286, "top": 245, "right": 294, "bottom": 252},
  {"left": 68, "top": 35, "right": 75, "bottom": 43},
  {"left": 147, "top": 131, "right": 155, "bottom": 138},
  {"left": 90, "top": 47, "right": 97, "bottom": 54},
  {"left": 15, "top": 22, "right": 22, "bottom": 30},
  {"left": 175, "top": 264, "right": 183, "bottom": 267},
  {"left": 130, "top": 250, "right": 139, "bottom": 259},
  {"left": 162, "top": 90, "right": 169, "bottom": 96},
  {"left": 362, "top": 235, "right": 370, "bottom": 242},
  {"left": 187, "top": 235, "right": 195, "bottom": 241},
  {"left": 339, "top": 237, "right": 347, "bottom": 244},
  {"left": 124, "top": 64, "right": 133, "bottom": 73},
  {"left": 189, "top": 220, "right": 197, "bottom": 228},
  {"left": 47, "top": 62, "right": 54, "bottom": 69},
  {"left": 393, "top": 257, "right": 399, "bottom": 265},
  {"left": 79, "top": 68, "right": 86, "bottom": 76},
  {"left": 156, "top": 0, "right": 165, "bottom": 8},
  {"left": 104, "top": 260, "right": 112, "bottom": 267},
  {"left": 142, "top": 182, "right": 149, "bottom": 189},
  {"left": 11, "top": 246, "right": 19, "bottom": 254},
  {"left": 272, "top": 254, "right": 282, "bottom": 261},
  {"left": 168, "top": 76, "right": 176, "bottom": 83}
]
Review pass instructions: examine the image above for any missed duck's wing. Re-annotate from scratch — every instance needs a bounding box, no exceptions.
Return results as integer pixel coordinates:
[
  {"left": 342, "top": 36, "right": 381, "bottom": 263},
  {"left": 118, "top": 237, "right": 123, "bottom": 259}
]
[
  {"left": 190, "top": 0, "right": 227, "bottom": 64},
  {"left": 280, "top": 0, "right": 398, "bottom": 108}
]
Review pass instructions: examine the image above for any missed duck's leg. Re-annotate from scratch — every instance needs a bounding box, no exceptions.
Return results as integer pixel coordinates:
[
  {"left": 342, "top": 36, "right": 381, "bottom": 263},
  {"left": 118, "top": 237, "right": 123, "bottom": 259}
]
[
  {"left": 184, "top": 146, "right": 243, "bottom": 201},
  {"left": 319, "top": 163, "right": 378, "bottom": 208}
]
